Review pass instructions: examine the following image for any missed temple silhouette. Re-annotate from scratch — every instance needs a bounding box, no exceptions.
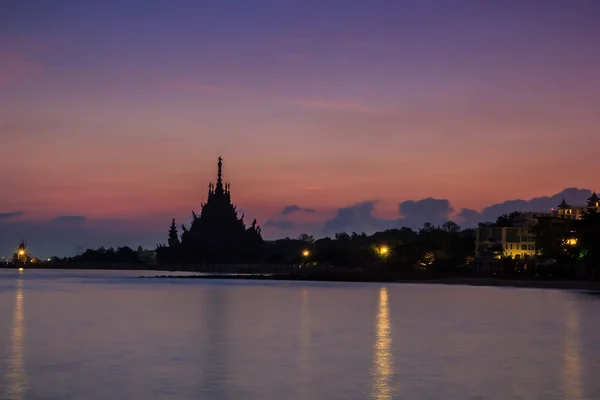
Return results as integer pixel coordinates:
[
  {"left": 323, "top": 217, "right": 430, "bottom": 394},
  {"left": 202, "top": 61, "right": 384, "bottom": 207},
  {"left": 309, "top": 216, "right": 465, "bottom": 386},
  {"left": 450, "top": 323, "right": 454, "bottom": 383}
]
[{"left": 157, "top": 157, "right": 264, "bottom": 265}]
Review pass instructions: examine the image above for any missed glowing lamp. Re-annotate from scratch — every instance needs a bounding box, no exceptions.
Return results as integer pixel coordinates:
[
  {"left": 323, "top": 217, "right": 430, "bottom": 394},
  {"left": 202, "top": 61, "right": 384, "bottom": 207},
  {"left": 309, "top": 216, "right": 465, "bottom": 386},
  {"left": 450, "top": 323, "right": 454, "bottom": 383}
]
[{"left": 302, "top": 250, "right": 310, "bottom": 257}]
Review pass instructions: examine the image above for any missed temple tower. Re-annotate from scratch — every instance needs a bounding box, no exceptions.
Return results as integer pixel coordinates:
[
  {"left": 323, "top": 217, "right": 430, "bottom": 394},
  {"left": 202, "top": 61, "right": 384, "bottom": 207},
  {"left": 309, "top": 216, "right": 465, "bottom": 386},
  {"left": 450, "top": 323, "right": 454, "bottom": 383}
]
[{"left": 159, "top": 157, "right": 263, "bottom": 265}]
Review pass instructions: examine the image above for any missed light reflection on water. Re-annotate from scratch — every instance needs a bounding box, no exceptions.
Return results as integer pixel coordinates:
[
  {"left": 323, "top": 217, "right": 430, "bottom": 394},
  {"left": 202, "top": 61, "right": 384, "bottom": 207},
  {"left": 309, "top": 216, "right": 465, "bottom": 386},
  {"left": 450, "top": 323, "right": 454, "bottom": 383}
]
[
  {"left": 200, "top": 285, "right": 229, "bottom": 398},
  {"left": 299, "top": 288, "right": 310, "bottom": 400},
  {"left": 371, "top": 287, "right": 394, "bottom": 400},
  {"left": 562, "top": 299, "right": 582, "bottom": 400},
  {"left": 5, "top": 273, "right": 26, "bottom": 400},
  {"left": 1, "top": 269, "right": 600, "bottom": 399}
]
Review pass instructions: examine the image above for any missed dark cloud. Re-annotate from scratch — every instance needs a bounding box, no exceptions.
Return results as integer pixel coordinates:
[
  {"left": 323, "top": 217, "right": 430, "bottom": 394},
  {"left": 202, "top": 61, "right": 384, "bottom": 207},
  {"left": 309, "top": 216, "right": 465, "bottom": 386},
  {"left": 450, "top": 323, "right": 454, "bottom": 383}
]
[
  {"left": 0, "top": 211, "right": 24, "bottom": 219},
  {"left": 264, "top": 219, "right": 294, "bottom": 230},
  {"left": 318, "top": 197, "right": 460, "bottom": 237},
  {"left": 458, "top": 187, "right": 592, "bottom": 227},
  {"left": 321, "top": 201, "right": 399, "bottom": 235},
  {"left": 280, "top": 205, "right": 302, "bottom": 215},
  {"left": 399, "top": 198, "right": 453, "bottom": 227},
  {"left": 320, "top": 197, "right": 454, "bottom": 236},
  {"left": 455, "top": 208, "right": 479, "bottom": 223},
  {"left": 280, "top": 205, "right": 318, "bottom": 215}
]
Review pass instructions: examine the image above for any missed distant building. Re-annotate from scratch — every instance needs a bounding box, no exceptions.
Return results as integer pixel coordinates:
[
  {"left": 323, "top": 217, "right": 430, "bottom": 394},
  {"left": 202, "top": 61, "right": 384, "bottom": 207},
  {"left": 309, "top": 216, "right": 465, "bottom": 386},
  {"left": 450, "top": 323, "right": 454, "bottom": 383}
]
[
  {"left": 475, "top": 226, "right": 537, "bottom": 259},
  {"left": 554, "top": 191, "right": 600, "bottom": 220},
  {"left": 475, "top": 191, "right": 599, "bottom": 259}
]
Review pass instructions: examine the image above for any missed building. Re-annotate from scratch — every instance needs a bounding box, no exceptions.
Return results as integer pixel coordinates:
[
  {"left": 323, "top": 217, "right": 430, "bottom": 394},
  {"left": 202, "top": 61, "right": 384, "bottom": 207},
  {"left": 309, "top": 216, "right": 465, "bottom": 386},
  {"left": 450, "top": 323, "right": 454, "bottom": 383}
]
[
  {"left": 474, "top": 191, "right": 598, "bottom": 267},
  {"left": 156, "top": 157, "right": 264, "bottom": 265},
  {"left": 475, "top": 226, "right": 537, "bottom": 259},
  {"left": 554, "top": 191, "right": 600, "bottom": 220}
]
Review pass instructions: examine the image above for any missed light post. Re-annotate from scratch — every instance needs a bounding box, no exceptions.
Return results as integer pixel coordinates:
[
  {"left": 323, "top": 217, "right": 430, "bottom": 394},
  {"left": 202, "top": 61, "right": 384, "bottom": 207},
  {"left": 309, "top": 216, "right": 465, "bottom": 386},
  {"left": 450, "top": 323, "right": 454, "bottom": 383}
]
[
  {"left": 300, "top": 249, "right": 312, "bottom": 269},
  {"left": 17, "top": 249, "right": 26, "bottom": 266},
  {"left": 375, "top": 245, "right": 390, "bottom": 270},
  {"left": 378, "top": 245, "right": 389, "bottom": 257}
]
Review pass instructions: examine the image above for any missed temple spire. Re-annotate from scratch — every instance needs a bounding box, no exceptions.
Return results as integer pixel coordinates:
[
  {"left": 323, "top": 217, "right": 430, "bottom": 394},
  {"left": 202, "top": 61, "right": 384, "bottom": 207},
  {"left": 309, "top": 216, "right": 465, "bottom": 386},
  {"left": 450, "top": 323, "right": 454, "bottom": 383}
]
[
  {"left": 587, "top": 190, "right": 599, "bottom": 206},
  {"left": 216, "top": 156, "right": 224, "bottom": 193},
  {"left": 558, "top": 198, "right": 570, "bottom": 209}
]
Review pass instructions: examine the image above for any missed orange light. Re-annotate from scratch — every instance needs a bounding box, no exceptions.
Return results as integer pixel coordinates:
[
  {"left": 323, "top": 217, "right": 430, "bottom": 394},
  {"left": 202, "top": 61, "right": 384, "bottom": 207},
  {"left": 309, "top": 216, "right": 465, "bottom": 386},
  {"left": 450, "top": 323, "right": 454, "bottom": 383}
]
[
  {"left": 18, "top": 250, "right": 25, "bottom": 256},
  {"left": 379, "top": 246, "right": 389, "bottom": 255},
  {"left": 302, "top": 250, "right": 310, "bottom": 257}
]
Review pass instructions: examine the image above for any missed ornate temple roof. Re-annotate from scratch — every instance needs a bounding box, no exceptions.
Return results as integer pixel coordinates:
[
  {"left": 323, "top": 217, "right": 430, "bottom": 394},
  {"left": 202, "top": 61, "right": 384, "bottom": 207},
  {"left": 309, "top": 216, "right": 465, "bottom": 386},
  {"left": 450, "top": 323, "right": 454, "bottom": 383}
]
[
  {"left": 587, "top": 191, "right": 599, "bottom": 205},
  {"left": 558, "top": 198, "right": 570, "bottom": 209}
]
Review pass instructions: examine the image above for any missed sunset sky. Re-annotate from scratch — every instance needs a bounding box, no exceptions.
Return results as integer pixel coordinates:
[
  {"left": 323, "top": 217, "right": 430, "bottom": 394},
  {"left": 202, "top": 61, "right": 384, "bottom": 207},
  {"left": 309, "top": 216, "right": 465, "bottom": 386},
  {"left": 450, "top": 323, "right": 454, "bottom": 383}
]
[{"left": 1, "top": 1, "right": 599, "bottom": 257}]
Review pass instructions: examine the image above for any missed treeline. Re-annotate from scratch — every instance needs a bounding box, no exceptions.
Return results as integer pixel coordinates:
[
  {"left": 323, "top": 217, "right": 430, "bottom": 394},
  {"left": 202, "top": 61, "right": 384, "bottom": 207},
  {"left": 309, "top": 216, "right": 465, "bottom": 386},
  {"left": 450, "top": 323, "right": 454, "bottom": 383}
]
[
  {"left": 50, "top": 246, "right": 156, "bottom": 264},
  {"left": 43, "top": 222, "right": 475, "bottom": 273},
  {"left": 264, "top": 221, "right": 475, "bottom": 274}
]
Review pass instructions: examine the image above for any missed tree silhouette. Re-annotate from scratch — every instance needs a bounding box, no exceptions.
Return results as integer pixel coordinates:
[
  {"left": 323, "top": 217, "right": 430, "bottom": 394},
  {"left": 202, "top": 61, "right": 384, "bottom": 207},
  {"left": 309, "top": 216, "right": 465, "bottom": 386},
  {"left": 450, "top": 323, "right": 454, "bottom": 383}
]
[
  {"left": 575, "top": 209, "right": 600, "bottom": 275},
  {"left": 168, "top": 219, "right": 180, "bottom": 247},
  {"left": 442, "top": 221, "right": 460, "bottom": 233},
  {"left": 495, "top": 212, "right": 523, "bottom": 227},
  {"left": 298, "top": 233, "right": 315, "bottom": 244}
]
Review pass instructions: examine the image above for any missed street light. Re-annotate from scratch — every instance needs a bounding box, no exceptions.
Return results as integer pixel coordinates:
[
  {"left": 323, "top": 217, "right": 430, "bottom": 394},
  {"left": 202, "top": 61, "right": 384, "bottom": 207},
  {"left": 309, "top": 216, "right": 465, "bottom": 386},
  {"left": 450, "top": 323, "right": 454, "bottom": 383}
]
[
  {"left": 302, "top": 249, "right": 310, "bottom": 257},
  {"left": 378, "top": 246, "right": 389, "bottom": 256}
]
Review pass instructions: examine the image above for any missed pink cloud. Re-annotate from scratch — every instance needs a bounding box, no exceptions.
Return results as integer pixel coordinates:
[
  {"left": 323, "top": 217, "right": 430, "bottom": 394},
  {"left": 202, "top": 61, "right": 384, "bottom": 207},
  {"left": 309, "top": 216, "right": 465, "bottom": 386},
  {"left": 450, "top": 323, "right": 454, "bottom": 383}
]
[
  {"left": 291, "top": 99, "right": 397, "bottom": 116},
  {"left": 0, "top": 51, "right": 41, "bottom": 85}
]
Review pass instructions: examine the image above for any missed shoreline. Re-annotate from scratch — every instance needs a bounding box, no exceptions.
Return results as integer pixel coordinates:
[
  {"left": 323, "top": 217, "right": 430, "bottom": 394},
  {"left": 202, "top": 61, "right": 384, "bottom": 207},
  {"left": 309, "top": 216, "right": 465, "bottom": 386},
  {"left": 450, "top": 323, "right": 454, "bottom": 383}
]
[
  {"left": 394, "top": 277, "right": 600, "bottom": 291},
  {"left": 3, "top": 266, "right": 599, "bottom": 291},
  {"left": 148, "top": 274, "right": 600, "bottom": 291}
]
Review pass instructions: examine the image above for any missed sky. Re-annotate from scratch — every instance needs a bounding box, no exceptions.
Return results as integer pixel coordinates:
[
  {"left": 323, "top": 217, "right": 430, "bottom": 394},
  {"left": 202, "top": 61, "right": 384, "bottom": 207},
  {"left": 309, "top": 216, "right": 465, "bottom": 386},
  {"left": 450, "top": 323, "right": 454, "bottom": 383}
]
[{"left": 1, "top": 1, "right": 599, "bottom": 257}]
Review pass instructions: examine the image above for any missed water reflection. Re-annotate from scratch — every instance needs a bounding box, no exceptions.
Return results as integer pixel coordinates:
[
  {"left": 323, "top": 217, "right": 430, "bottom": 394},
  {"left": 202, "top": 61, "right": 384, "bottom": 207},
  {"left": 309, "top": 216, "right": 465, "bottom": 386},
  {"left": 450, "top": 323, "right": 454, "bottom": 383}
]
[
  {"left": 299, "top": 288, "right": 311, "bottom": 399},
  {"left": 200, "top": 286, "right": 230, "bottom": 399},
  {"left": 371, "top": 287, "right": 394, "bottom": 400},
  {"left": 563, "top": 300, "right": 583, "bottom": 400},
  {"left": 5, "top": 273, "right": 26, "bottom": 400},
  {"left": 299, "top": 288, "right": 310, "bottom": 370}
]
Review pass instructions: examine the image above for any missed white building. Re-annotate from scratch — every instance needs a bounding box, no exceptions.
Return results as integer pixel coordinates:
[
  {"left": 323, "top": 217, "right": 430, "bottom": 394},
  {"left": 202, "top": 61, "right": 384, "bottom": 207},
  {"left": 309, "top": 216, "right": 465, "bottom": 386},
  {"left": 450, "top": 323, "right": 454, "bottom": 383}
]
[
  {"left": 474, "top": 191, "right": 599, "bottom": 260},
  {"left": 475, "top": 226, "right": 537, "bottom": 259}
]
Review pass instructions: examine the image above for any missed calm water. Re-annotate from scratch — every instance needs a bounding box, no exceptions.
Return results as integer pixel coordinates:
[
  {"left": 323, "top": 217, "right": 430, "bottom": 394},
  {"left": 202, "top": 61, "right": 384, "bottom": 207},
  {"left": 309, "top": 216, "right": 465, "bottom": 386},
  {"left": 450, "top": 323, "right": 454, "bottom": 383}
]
[{"left": 1, "top": 269, "right": 599, "bottom": 400}]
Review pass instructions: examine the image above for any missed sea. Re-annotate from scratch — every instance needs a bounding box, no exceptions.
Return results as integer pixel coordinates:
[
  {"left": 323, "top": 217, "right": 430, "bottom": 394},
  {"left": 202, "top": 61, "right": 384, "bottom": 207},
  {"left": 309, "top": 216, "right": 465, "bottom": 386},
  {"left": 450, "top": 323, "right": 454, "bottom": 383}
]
[{"left": 1, "top": 269, "right": 599, "bottom": 399}]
